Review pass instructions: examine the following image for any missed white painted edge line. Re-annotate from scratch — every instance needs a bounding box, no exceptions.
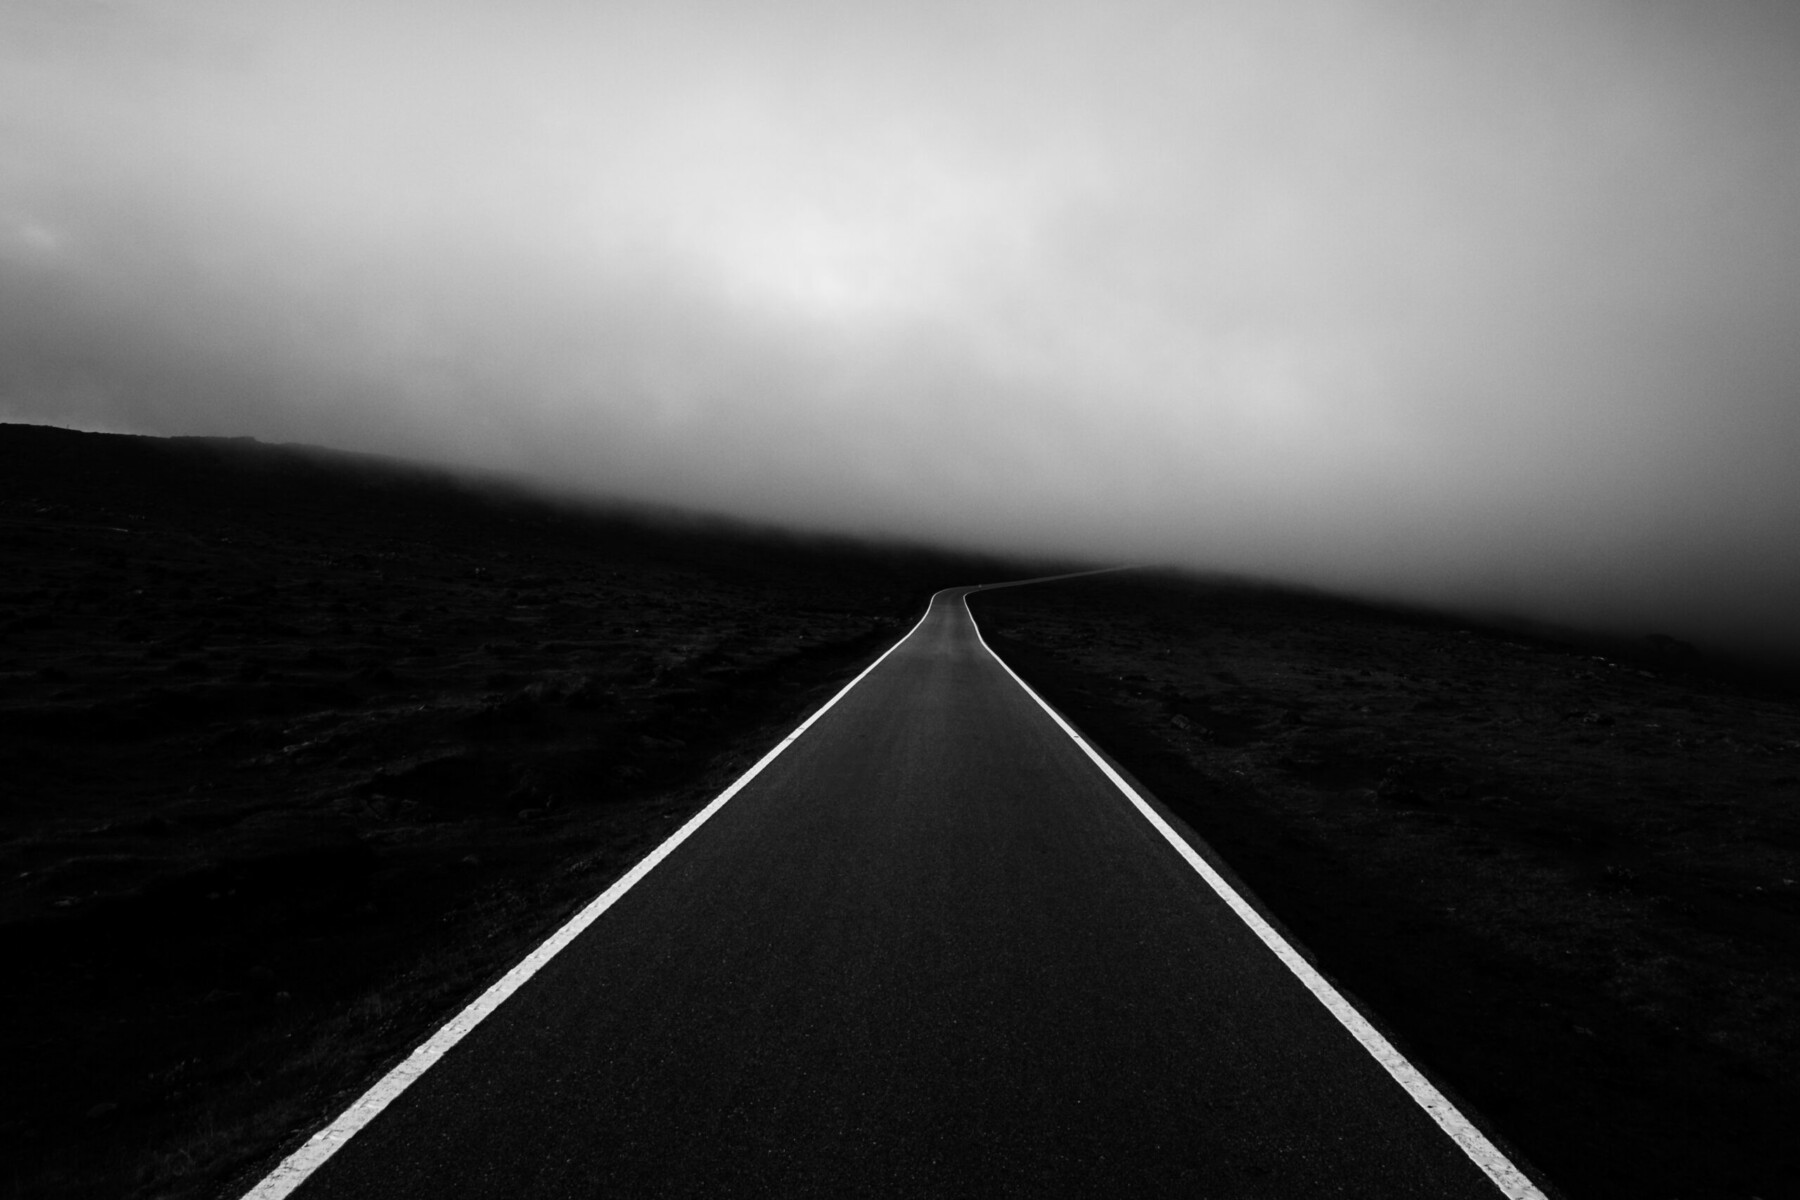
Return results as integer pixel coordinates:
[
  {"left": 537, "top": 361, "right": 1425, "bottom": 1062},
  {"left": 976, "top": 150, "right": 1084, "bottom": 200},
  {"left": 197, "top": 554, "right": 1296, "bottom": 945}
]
[
  {"left": 961, "top": 591, "right": 1548, "bottom": 1200},
  {"left": 240, "top": 597, "right": 943, "bottom": 1200}
]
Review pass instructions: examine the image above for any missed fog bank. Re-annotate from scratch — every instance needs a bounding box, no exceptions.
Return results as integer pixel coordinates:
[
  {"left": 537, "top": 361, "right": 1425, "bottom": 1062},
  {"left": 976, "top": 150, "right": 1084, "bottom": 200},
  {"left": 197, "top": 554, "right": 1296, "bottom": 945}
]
[{"left": 5, "top": 0, "right": 1799, "bottom": 654}]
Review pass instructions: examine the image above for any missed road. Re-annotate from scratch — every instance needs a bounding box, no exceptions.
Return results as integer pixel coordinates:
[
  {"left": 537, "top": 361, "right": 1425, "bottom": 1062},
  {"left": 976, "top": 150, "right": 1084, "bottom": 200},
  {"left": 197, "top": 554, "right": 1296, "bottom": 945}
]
[{"left": 249, "top": 586, "right": 1544, "bottom": 1198}]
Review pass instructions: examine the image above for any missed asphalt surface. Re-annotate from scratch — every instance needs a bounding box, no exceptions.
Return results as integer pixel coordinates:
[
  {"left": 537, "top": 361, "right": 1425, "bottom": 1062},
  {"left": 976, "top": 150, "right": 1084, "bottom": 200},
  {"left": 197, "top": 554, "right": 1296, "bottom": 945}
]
[{"left": 281, "top": 588, "right": 1514, "bottom": 1198}]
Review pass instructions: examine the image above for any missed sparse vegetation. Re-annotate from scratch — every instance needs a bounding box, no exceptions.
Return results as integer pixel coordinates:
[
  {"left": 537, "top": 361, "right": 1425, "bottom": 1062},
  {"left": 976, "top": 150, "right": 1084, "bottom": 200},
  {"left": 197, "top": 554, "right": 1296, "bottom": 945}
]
[
  {"left": 972, "top": 571, "right": 1800, "bottom": 1200},
  {"left": 0, "top": 424, "right": 1021, "bottom": 1199}
]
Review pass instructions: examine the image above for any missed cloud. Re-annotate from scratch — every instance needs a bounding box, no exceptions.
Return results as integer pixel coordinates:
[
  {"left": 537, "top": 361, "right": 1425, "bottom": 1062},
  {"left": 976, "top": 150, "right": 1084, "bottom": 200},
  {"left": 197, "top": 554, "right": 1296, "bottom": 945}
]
[{"left": 5, "top": 0, "right": 1800, "bottom": 654}]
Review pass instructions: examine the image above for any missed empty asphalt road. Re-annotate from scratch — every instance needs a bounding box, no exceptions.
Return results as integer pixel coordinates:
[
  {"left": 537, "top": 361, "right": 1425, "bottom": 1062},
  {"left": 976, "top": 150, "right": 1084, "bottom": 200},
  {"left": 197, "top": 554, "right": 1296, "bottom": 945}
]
[{"left": 250, "top": 585, "right": 1545, "bottom": 1198}]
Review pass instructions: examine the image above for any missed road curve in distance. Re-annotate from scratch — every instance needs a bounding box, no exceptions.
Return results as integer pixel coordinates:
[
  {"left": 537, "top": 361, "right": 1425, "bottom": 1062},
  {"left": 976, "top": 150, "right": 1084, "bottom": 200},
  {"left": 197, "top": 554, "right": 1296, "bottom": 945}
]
[{"left": 247, "top": 585, "right": 1548, "bottom": 1199}]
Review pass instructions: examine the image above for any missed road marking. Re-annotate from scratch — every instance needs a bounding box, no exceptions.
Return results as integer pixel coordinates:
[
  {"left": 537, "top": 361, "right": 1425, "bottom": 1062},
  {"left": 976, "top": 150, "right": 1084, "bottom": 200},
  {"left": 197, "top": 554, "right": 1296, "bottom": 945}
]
[
  {"left": 961, "top": 591, "right": 1549, "bottom": 1200},
  {"left": 239, "top": 600, "right": 941, "bottom": 1200}
]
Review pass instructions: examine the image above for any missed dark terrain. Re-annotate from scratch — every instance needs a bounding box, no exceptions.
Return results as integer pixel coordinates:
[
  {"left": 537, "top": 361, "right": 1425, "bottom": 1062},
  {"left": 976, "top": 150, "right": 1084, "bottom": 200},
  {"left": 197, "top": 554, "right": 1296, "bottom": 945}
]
[
  {"left": 970, "top": 573, "right": 1800, "bottom": 1200},
  {"left": 6, "top": 425, "right": 1795, "bottom": 1200},
  {"left": 0, "top": 424, "right": 1019, "bottom": 1200}
]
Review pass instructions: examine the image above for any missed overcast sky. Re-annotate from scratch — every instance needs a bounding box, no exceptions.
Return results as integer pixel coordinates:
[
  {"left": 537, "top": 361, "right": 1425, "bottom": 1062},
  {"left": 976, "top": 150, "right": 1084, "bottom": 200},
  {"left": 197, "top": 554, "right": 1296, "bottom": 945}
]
[{"left": 4, "top": 0, "right": 1799, "bottom": 654}]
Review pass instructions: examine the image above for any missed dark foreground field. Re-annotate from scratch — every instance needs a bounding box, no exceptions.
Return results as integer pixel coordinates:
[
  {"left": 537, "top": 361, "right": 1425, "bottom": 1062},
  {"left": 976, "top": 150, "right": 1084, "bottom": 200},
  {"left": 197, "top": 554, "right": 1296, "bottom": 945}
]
[
  {"left": 0, "top": 424, "right": 1018, "bottom": 1199},
  {"left": 971, "top": 574, "right": 1800, "bottom": 1200},
  {"left": 7, "top": 425, "right": 1795, "bottom": 1200}
]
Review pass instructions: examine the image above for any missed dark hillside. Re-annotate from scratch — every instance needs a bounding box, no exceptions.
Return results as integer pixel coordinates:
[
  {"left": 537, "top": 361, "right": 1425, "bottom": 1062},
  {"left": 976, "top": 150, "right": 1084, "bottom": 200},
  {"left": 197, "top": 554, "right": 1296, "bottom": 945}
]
[
  {"left": 972, "top": 570, "right": 1800, "bottom": 1200},
  {"left": 0, "top": 423, "right": 1032, "bottom": 1200}
]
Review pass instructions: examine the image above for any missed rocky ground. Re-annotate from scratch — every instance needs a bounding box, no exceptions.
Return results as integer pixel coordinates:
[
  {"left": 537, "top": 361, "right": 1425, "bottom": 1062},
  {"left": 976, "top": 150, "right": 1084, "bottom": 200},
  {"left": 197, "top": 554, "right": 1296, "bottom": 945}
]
[
  {"left": 0, "top": 424, "right": 1016, "bottom": 1200},
  {"left": 970, "top": 572, "right": 1800, "bottom": 1200}
]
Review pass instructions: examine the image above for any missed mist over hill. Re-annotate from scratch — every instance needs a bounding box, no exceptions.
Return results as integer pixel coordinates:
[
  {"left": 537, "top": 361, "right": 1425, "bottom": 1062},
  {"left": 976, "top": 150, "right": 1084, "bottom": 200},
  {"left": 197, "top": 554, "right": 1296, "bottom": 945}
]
[{"left": 5, "top": 0, "right": 1800, "bottom": 660}]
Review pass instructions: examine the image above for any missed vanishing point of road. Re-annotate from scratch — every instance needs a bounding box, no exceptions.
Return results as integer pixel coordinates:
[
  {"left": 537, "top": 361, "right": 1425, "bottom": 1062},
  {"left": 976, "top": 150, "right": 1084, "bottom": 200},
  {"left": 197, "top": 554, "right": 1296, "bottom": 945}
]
[{"left": 247, "top": 584, "right": 1548, "bottom": 1198}]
